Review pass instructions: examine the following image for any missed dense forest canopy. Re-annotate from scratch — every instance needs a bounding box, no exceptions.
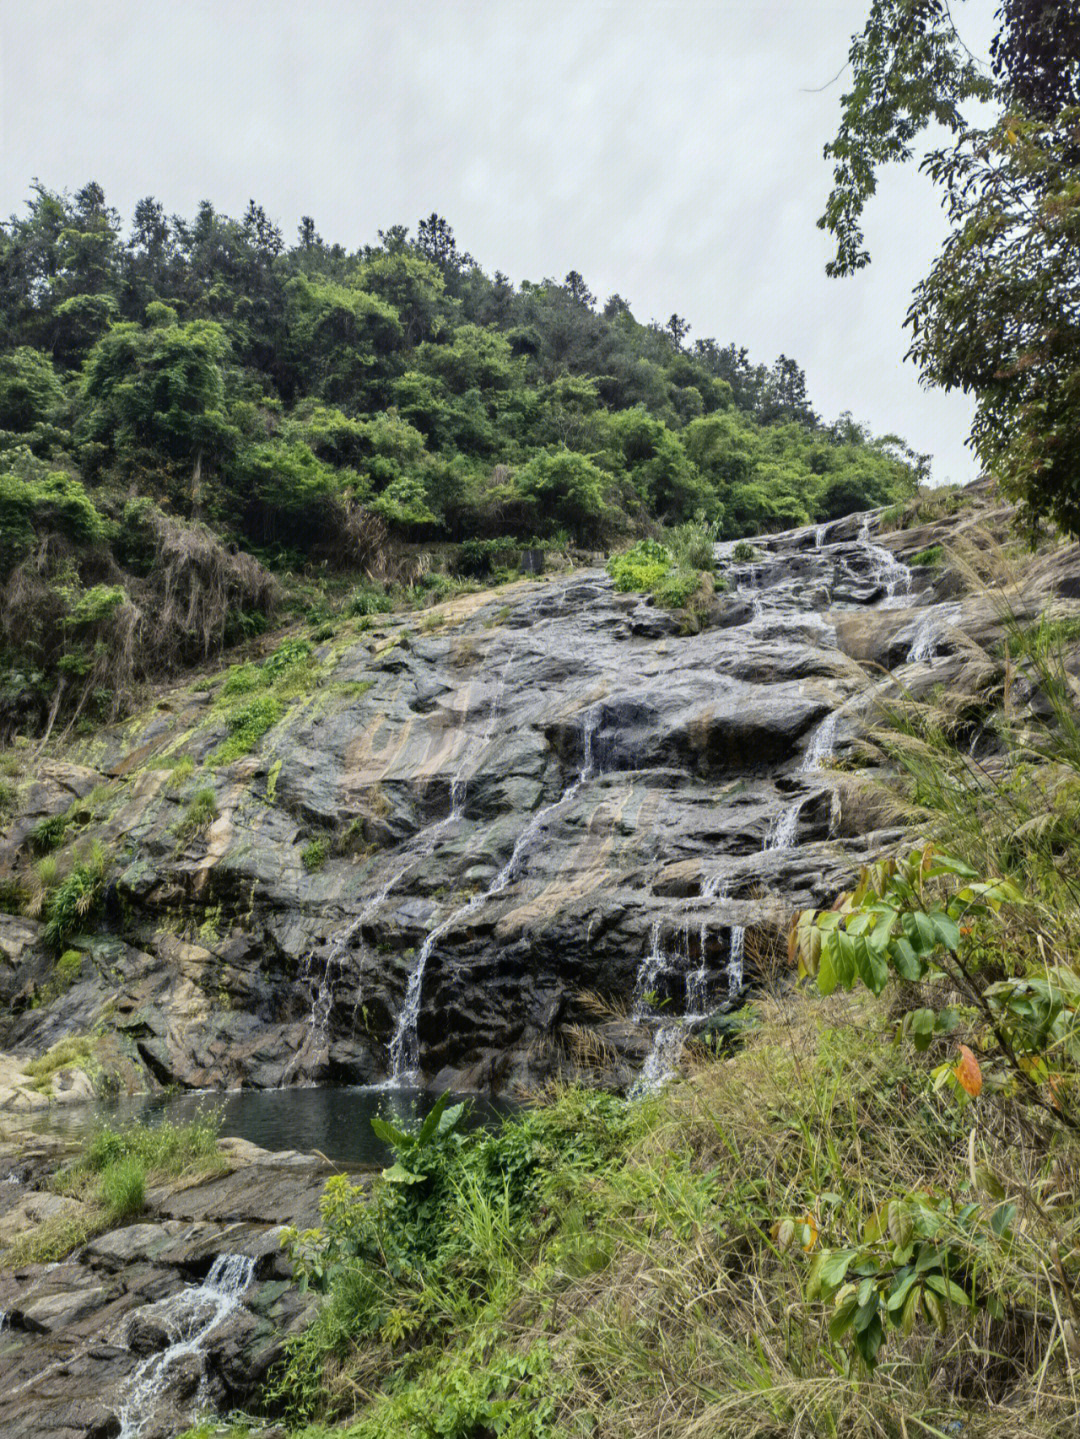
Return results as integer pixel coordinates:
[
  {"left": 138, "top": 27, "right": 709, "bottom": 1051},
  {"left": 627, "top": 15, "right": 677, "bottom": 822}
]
[{"left": 0, "top": 184, "right": 921, "bottom": 730}]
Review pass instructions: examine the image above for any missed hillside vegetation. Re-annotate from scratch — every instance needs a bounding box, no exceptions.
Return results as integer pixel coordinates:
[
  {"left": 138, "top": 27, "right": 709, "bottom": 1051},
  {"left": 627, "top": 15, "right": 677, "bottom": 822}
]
[{"left": 1, "top": 185, "right": 920, "bottom": 734}]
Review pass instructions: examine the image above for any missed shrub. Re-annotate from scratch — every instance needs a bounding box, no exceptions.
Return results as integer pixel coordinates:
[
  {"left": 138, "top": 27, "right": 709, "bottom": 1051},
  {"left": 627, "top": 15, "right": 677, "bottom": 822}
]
[
  {"left": 211, "top": 693, "right": 284, "bottom": 765},
  {"left": 162, "top": 754, "right": 195, "bottom": 790},
  {"left": 175, "top": 787, "right": 219, "bottom": 840},
  {"left": 653, "top": 567, "right": 704, "bottom": 609},
  {"left": 302, "top": 837, "right": 329, "bottom": 872},
  {"left": 666, "top": 517, "right": 716, "bottom": 572},
  {"left": 908, "top": 544, "right": 945, "bottom": 567},
  {"left": 29, "top": 811, "right": 70, "bottom": 853},
  {"left": 732, "top": 539, "right": 756, "bottom": 562},
  {"left": 607, "top": 538, "right": 673, "bottom": 593},
  {"left": 347, "top": 585, "right": 394, "bottom": 617},
  {"left": 42, "top": 842, "right": 109, "bottom": 950},
  {"left": 263, "top": 636, "right": 313, "bottom": 678},
  {"left": 221, "top": 661, "right": 264, "bottom": 697}
]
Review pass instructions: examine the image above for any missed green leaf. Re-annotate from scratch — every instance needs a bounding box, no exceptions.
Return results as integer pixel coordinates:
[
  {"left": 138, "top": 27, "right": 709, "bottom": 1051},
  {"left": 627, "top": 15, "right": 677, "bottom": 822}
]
[
  {"left": 370, "top": 1116, "right": 413, "bottom": 1149},
  {"left": 930, "top": 911, "right": 961, "bottom": 953},
  {"left": 887, "top": 1271, "right": 918, "bottom": 1313},
  {"left": 853, "top": 1312, "right": 884, "bottom": 1368},
  {"left": 381, "top": 1161, "right": 424, "bottom": 1185},
  {"left": 817, "top": 1249, "right": 856, "bottom": 1295},
  {"left": 907, "top": 910, "right": 937, "bottom": 956},
  {"left": 853, "top": 935, "right": 889, "bottom": 995},
  {"left": 437, "top": 1101, "right": 466, "bottom": 1135},
  {"left": 924, "top": 852, "right": 979, "bottom": 880},
  {"left": 828, "top": 1294, "right": 858, "bottom": 1342},
  {"left": 891, "top": 937, "right": 924, "bottom": 981},
  {"left": 924, "top": 1272, "right": 971, "bottom": 1308},
  {"left": 417, "top": 1092, "right": 451, "bottom": 1145},
  {"left": 990, "top": 1201, "right": 1016, "bottom": 1238},
  {"left": 907, "top": 1008, "right": 936, "bottom": 1053},
  {"left": 817, "top": 939, "right": 838, "bottom": 997}
]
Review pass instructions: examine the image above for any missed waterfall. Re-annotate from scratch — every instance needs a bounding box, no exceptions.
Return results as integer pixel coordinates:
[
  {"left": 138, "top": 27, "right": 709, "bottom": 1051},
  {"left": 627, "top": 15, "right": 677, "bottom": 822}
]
[
  {"left": 296, "top": 655, "right": 514, "bottom": 1076},
  {"left": 814, "top": 523, "right": 827, "bottom": 548},
  {"left": 766, "top": 709, "right": 841, "bottom": 850},
  {"left": 906, "top": 602, "right": 961, "bottom": 664},
  {"left": 726, "top": 923, "right": 744, "bottom": 992},
  {"left": 630, "top": 1024, "right": 687, "bottom": 1096},
  {"left": 632, "top": 918, "right": 666, "bottom": 1018},
  {"left": 387, "top": 708, "right": 600, "bottom": 1081},
  {"left": 858, "top": 515, "right": 912, "bottom": 606},
  {"left": 802, "top": 711, "right": 839, "bottom": 772},
  {"left": 117, "top": 1253, "right": 255, "bottom": 1439}
]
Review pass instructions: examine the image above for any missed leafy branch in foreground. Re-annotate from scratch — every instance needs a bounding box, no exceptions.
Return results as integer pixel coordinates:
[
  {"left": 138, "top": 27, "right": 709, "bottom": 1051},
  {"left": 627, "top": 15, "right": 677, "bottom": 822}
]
[{"left": 790, "top": 842, "right": 1080, "bottom": 1126}]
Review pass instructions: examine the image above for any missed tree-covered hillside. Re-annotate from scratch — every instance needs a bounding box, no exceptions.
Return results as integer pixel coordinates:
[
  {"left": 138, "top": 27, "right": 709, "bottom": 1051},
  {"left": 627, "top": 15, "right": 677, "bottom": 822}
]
[{"left": 1, "top": 185, "right": 920, "bottom": 732}]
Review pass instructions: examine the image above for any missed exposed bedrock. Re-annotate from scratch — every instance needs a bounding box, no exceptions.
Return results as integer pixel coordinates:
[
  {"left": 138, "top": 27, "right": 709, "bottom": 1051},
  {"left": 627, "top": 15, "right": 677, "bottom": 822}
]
[{"left": 3, "top": 495, "right": 1078, "bottom": 1094}]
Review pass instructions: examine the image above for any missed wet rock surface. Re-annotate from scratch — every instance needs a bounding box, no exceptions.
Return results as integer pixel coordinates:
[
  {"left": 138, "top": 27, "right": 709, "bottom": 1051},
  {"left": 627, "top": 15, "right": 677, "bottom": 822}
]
[
  {"left": 0, "top": 1137, "right": 330, "bottom": 1439},
  {"left": 0, "top": 497, "right": 1078, "bottom": 1097}
]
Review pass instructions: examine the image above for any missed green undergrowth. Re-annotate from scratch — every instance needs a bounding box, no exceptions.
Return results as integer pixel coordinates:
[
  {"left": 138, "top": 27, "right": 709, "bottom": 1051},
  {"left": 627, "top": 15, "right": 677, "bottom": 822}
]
[
  {"left": 252, "top": 985, "right": 1080, "bottom": 1439},
  {"left": 23, "top": 1033, "right": 102, "bottom": 1093},
  {"left": 239, "top": 567, "right": 1080, "bottom": 1439},
  {"left": 607, "top": 521, "right": 720, "bottom": 614},
  {"left": 1, "top": 1114, "right": 226, "bottom": 1266}
]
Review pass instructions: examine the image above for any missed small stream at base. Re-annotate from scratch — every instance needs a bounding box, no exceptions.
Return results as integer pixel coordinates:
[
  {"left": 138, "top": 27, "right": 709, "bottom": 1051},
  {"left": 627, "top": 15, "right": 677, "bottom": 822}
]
[{"left": 26, "top": 1085, "right": 517, "bottom": 1167}]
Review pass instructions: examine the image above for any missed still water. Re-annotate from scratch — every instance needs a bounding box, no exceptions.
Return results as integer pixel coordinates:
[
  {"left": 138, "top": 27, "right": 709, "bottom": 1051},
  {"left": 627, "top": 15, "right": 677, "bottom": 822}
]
[{"left": 31, "top": 1085, "right": 518, "bottom": 1167}]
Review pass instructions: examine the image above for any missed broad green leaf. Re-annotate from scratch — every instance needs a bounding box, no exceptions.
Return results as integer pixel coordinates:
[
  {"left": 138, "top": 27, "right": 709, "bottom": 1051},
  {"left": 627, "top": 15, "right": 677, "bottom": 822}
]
[
  {"left": 930, "top": 911, "right": 961, "bottom": 953},
  {"left": 891, "top": 937, "right": 924, "bottom": 981},
  {"left": 817, "top": 939, "right": 838, "bottom": 997},
  {"left": 853, "top": 935, "right": 889, "bottom": 995},
  {"left": 381, "top": 1161, "right": 424, "bottom": 1185},
  {"left": 887, "top": 1271, "right": 917, "bottom": 1312},
  {"left": 370, "top": 1116, "right": 413, "bottom": 1149},
  {"left": 417, "top": 1092, "right": 451, "bottom": 1145},
  {"left": 828, "top": 1294, "right": 859, "bottom": 1341},
  {"left": 817, "top": 1249, "right": 856, "bottom": 1294},
  {"left": 924, "top": 1273, "right": 971, "bottom": 1307},
  {"left": 438, "top": 1101, "right": 466, "bottom": 1134}
]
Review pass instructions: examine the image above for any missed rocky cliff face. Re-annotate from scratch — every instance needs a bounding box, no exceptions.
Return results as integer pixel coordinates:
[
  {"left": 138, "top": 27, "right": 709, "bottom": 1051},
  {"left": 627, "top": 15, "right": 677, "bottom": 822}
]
[{"left": 2, "top": 493, "right": 1078, "bottom": 1099}]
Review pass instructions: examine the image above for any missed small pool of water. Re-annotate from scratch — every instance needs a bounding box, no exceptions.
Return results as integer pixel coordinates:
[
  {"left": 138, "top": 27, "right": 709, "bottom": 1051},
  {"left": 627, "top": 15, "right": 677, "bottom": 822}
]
[{"left": 29, "top": 1085, "right": 518, "bottom": 1168}]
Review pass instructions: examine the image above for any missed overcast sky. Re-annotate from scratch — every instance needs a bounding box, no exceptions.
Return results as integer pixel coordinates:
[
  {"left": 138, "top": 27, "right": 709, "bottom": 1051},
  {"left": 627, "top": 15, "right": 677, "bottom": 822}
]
[{"left": 1, "top": 0, "right": 999, "bottom": 483}]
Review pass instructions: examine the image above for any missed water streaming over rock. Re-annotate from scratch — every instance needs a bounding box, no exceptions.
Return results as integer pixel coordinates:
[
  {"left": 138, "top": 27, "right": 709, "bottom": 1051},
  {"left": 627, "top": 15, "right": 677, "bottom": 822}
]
[
  {"left": 906, "top": 602, "right": 962, "bottom": 664},
  {"left": 116, "top": 1253, "right": 255, "bottom": 1439},
  {"left": 7, "top": 502, "right": 1002, "bottom": 1098},
  {"left": 858, "top": 514, "right": 913, "bottom": 606},
  {"left": 388, "top": 707, "right": 600, "bottom": 1081}
]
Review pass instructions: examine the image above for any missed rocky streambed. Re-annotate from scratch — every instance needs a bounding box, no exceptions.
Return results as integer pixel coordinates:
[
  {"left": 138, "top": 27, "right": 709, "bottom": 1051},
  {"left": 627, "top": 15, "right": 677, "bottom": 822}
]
[
  {"left": 0, "top": 1130, "right": 331, "bottom": 1439},
  {"left": 3, "top": 492, "right": 1080, "bottom": 1104}
]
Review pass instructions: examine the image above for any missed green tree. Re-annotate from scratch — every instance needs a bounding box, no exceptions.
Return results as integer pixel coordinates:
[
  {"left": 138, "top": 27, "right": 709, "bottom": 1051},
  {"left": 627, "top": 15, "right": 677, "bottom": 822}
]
[
  {"left": 516, "top": 450, "right": 606, "bottom": 537},
  {"left": 0, "top": 347, "right": 64, "bottom": 432},
  {"left": 821, "top": 1, "right": 1080, "bottom": 535}
]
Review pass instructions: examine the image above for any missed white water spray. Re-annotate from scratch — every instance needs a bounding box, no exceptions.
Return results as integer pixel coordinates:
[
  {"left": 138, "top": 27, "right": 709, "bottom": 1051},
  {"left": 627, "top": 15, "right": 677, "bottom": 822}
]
[{"left": 117, "top": 1253, "right": 255, "bottom": 1439}]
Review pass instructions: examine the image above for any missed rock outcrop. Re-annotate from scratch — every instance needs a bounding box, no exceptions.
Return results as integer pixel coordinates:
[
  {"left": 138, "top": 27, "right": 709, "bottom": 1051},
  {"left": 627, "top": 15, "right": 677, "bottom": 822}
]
[
  {"left": 2, "top": 494, "right": 1078, "bottom": 1094},
  {"left": 0, "top": 1133, "right": 329, "bottom": 1439}
]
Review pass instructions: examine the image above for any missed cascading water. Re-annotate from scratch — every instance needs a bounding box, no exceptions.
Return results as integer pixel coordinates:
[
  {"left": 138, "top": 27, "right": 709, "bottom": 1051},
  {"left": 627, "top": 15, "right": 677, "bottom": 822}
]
[
  {"left": 388, "top": 707, "right": 600, "bottom": 1081},
  {"left": 906, "top": 602, "right": 962, "bottom": 664},
  {"left": 117, "top": 1253, "right": 255, "bottom": 1439},
  {"left": 296, "top": 654, "right": 514, "bottom": 1076},
  {"left": 858, "top": 514, "right": 912, "bottom": 606}
]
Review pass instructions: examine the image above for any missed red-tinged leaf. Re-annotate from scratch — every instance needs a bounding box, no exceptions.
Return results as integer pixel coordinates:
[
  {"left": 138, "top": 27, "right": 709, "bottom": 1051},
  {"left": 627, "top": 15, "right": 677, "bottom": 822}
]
[{"left": 956, "top": 1044, "right": 982, "bottom": 1098}]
